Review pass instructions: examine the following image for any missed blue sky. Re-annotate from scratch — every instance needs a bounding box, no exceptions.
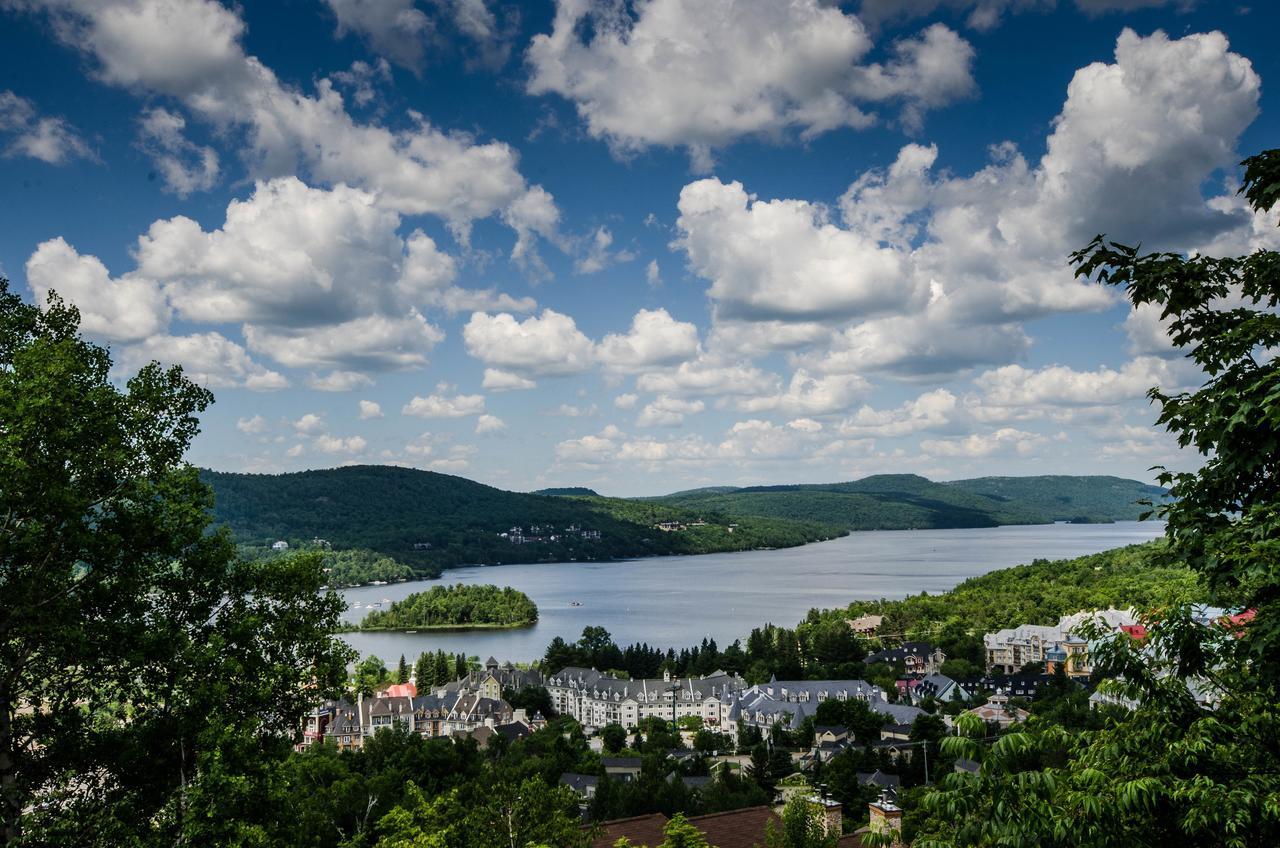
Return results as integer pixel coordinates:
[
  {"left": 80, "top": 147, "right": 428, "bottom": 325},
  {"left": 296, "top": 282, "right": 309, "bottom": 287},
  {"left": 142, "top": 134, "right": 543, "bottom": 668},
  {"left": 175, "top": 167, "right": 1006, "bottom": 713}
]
[{"left": 1, "top": 0, "right": 1277, "bottom": 496}]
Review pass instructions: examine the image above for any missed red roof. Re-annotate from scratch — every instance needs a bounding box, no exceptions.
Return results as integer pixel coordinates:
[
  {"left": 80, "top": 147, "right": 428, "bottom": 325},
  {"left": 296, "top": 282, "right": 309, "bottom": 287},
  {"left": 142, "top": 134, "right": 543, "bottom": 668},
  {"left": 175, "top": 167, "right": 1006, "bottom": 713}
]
[
  {"left": 689, "top": 806, "right": 780, "bottom": 848},
  {"left": 1120, "top": 624, "right": 1148, "bottom": 641},
  {"left": 589, "top": 813, "right": 668, "bottom": 848},
  {"left": 381, "top": 683, "right": 417, "bottom": 698},
  {"left": 590, "top": 806, "right": 789, "bottom": 848},
  {"left": 1225, "top": 609, "right": 1256, "bottom": 634}
]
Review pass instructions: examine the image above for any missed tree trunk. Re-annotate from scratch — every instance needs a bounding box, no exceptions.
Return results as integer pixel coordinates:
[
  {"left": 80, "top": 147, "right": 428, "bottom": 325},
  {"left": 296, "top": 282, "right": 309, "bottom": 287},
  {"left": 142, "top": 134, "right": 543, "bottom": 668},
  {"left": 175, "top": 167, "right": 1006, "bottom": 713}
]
[{"left": 0, "top": 688, "right": 20, "bottom": 847}]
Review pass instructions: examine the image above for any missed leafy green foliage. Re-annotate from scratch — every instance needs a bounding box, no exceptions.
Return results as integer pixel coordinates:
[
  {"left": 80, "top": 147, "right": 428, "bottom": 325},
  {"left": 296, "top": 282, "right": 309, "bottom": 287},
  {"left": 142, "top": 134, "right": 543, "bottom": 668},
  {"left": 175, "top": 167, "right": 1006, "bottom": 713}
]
[
  {"left": 373, "top": 775, "right": 589, "bottom": 848},
  {"left": 763, "top": 797, "right": 839, "bottom": 848},
  {"left": 0, "top": 281, "right": 352, "bottom": 846},
  {"left": 352, "top": 584, "right": 538, "bottom": 631},
  {"left": 602, "top": 723, "right": 628, "bottom": 754},
  {"left": 902, "top": 149, "right": 1280, "bottom": 848},
  {"left": 240, "top": 543, "right": 416, "bottom": 587},
  {"left": 324, "top": 548, "right": 415, "bottom": 586}
]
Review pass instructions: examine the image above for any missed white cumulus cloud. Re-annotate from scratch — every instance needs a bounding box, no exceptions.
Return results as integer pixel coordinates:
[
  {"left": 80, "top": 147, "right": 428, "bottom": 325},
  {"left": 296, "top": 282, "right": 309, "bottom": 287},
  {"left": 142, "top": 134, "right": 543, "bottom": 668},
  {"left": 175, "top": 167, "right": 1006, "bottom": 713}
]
[
  {"left": 527, "top": 0, "right": 973, "bottom": 168},
  {"left": 463, "top": 309, "right": 595, "bottom": 377}
]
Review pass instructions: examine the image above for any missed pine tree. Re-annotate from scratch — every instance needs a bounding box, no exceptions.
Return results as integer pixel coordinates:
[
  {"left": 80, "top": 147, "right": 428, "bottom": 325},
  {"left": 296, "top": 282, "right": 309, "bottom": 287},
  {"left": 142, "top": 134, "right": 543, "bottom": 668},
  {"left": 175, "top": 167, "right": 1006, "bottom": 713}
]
[
  {"left": 434, "top": 650, "right": 450, "bottom": 685},
  {"left": 414, "top": 652, "right": 432, "bottom": 689},
  {"left": 396, "top": 654, "right": 409, "bottom": 684}
]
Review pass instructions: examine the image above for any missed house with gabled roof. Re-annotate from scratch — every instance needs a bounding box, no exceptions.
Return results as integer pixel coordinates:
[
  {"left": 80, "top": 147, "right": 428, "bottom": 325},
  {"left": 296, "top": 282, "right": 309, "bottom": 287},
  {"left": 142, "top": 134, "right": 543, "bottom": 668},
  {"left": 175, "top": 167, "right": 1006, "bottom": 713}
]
[
  {"left": 865, "top": 642, "right": 946, "bottom": 675},
  {"left": 910, "top": 673, "right": 969, "bottom": 705}
]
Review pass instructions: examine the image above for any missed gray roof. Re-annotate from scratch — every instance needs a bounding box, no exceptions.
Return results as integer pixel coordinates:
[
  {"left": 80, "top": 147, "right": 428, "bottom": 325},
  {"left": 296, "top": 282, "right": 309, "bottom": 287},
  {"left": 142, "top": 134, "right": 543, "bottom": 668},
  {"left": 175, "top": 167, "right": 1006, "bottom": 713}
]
[
  {"left": 602, "top": 757, "right": 642, "bottom": 769},
  {"left": 494, "top": 721, "right": 533, "bottom": 741},
  {"left": 322, "top": 700, "right": 361, "bottom": 737},
  {"left": 729, "top": 679, "right": 920, "bottom": 730},
  {"left": 866, "top": 642, "right": 939, "bottom": 665},
  {"left": 856, "top": 770, "right": 901, "bottom": 789},
  {"left": 874, "top": 702, "right": 925, "bottom": 724},
  {"left": 546, "top": 667, "right": 745, "bottom": 703},
  {"left": 560, "top": 773, "right": 599, "bottom": 793}
]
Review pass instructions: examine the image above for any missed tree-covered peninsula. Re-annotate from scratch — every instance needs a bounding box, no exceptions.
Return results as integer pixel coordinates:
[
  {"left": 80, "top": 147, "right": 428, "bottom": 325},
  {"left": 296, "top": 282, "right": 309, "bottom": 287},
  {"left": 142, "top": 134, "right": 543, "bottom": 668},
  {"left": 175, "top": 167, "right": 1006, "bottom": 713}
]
[{"left": 349, "top": 584, "right": 538, "bottom": 631}]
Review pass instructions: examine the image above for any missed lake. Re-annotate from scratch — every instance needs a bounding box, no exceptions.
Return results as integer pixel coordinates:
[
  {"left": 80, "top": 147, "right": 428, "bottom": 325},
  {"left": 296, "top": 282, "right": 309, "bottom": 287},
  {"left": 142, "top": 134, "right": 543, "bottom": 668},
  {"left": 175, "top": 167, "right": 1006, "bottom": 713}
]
[{"left": 338, "top": 521, "right": 1166, "bottom": 663}]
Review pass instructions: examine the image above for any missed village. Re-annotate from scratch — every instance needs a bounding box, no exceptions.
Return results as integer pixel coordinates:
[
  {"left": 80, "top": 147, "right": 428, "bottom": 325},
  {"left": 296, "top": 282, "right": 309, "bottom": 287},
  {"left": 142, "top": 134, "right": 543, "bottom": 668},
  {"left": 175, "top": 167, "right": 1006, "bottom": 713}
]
[
  {"left": 299, "top": 603, "right": 1246, "bottom": 847},
  {"left": 499, "top": 524, "right": 603, "bottom": 545}
]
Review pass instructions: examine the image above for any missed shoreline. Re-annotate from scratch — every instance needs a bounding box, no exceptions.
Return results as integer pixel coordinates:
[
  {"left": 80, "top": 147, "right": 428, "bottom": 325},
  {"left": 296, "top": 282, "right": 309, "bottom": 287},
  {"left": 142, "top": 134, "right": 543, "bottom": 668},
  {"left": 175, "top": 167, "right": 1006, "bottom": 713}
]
[
  {"left": 337, "top": 620, "right": 537, "bottom": 634},
  {"left": 327, "top": 518, "right": 1137, "bottom": 589}
]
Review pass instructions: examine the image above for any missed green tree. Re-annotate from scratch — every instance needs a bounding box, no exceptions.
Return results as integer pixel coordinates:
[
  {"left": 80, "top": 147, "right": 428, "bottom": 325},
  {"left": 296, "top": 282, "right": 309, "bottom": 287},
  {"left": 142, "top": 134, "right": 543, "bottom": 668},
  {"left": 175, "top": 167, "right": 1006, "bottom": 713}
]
[
  {"left": 415, "top": 652, "right": 433, "bottom": 689},
  {"left": 355, "top": 655, "right": 390, "bottom": 697},
  {"left": 910, "top": 149, "right": 1280, "bottom": 847},
  {"left": 692, "top": 729, "right": 725, "bottom": 754},
  {"left": 764, "top": 796, "right": 839, "bottom": 848},
  {"left": 374, "top": 776, "right": 589, "bottom": 848},
  {"left": 614, "top": 813, "right": 711, "bottom": 848},
  {"left": 434, "top": 650, "right": 451, "bottom": 686},
  {"left": 0, "top": 282, "right": 351, "bottom": 845},
  {"left": 747, "top": 742, "right": 773, "bottom": 791},
  {"left": 397, "top": 654, "right": 410, "bottom": 684},
  {"left": 601, "top": 723, "right": 628, "bottom": 754},
  {"left": 938, "top": 659, "right": 978, "bottom": 679}
]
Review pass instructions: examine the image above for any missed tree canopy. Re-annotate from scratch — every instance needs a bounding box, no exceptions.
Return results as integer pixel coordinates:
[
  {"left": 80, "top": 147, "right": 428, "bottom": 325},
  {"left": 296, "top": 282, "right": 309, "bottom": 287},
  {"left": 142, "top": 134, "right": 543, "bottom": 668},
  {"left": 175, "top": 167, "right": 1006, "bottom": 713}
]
[
  {"left": 352, "top": 584, "right": 539, "bottom": 630},
  {"left": 901, "top": 149, "right": 1280, "bottom": 848},
  {"left": 0, "top": 281, "right": 352, "bottom": 846}
]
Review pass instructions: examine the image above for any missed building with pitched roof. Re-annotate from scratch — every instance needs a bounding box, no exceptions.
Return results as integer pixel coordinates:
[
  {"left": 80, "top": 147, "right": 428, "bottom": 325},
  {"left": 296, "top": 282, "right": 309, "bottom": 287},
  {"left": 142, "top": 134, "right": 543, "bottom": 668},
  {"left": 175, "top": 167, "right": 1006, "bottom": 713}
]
[
  {"left": 865, "top": 642, "right": 946, "bottom": 675},
  {"left": 545, "top": 666, "right": 747, "bottom": 730},
  {"left": 985, "top": 608, "right": 1137, "bottom": 674},
  {"left": 723, "top": 679, "right": 924, "bottom": 740}
]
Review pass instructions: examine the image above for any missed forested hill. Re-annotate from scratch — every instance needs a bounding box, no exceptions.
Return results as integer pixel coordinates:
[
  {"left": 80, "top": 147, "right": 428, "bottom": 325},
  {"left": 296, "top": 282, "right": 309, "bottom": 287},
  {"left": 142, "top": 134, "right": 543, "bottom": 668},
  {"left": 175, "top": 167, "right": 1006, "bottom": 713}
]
[
  {"left": 200, "top": 465, "right": 841, "bottom": 576},
  {"left": 945, "top": 475, "right": 1167, "bottom": 522},
  {"left": 649, "top": 474, "right": 1166, "bottom": 530}
]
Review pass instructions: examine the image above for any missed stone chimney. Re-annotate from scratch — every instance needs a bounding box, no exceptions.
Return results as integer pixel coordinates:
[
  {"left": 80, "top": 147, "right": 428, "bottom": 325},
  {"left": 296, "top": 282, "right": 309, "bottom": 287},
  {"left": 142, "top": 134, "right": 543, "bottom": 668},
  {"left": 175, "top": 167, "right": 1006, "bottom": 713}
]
[
  {"left": 869, "top": 791, "right": 904, "bottom": 847},
  {"left": 807, "top": 796, "right": 842, "bottom": 837}
]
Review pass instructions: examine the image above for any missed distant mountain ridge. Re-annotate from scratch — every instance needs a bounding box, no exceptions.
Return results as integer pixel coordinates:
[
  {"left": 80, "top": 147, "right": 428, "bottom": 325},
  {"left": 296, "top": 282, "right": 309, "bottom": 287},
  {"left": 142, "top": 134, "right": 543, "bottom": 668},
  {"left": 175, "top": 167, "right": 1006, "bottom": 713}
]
[
  {"left": 201, "top": 467, "right": 1164, "bottom": 574},
  {"left": 649, "top": 473, "right": 1166, "bottom": 531}
]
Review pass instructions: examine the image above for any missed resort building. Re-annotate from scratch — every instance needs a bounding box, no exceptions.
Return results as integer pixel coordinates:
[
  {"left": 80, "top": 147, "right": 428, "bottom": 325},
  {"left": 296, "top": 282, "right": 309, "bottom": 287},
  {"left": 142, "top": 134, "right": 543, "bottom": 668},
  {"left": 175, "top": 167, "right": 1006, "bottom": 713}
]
[{"left": 984, "top": 608, "right": 1137, "bottom": 674}]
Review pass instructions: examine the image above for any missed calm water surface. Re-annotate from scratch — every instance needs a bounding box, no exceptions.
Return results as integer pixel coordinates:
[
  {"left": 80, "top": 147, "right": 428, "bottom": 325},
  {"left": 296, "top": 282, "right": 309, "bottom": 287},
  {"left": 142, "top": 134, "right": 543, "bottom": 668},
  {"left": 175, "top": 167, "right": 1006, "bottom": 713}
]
[{"left": 339, "top": 521, "right": 1165, "bottom": 662}]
